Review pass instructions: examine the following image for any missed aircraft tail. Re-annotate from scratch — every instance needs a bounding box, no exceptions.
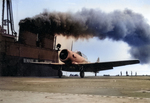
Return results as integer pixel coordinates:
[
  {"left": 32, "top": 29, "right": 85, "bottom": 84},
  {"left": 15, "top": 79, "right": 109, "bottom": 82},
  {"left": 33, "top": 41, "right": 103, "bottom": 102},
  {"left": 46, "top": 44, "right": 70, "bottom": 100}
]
[{"left": 96, "top": 57, "right": 100, "bottom": 62}]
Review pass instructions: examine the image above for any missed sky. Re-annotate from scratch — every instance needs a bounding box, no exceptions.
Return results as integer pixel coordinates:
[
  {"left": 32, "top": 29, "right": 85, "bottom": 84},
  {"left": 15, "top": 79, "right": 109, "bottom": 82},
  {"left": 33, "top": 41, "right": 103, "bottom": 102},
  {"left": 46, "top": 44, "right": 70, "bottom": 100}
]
[{"left": 0, "top": 0, "right": 150, "bottom": 76}]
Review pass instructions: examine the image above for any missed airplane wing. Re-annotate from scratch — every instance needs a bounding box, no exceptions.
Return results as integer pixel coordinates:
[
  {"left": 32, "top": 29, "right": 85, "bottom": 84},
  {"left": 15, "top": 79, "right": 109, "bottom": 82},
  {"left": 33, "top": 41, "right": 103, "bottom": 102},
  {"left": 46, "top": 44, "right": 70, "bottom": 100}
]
[
  {"left": 32, "top": 60, "right": 139, "bottom": 72},
  {"left": 79, "top": 60, "right": 140, "bottom": 72}
]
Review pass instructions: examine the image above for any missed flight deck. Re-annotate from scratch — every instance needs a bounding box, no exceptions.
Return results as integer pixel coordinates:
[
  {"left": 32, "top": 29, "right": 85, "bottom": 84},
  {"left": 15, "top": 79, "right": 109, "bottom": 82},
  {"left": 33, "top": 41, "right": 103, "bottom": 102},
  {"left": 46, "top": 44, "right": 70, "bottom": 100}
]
[{"left": 0, "top": 76, "right": 150, "bottom": 103}]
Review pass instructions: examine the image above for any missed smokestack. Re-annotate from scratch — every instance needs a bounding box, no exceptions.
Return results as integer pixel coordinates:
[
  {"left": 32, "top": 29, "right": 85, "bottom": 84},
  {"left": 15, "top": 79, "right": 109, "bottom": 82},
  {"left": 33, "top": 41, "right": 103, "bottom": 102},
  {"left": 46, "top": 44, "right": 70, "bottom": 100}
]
[{"left": 19, "top": 8, "right": 150, "bottom": 64}]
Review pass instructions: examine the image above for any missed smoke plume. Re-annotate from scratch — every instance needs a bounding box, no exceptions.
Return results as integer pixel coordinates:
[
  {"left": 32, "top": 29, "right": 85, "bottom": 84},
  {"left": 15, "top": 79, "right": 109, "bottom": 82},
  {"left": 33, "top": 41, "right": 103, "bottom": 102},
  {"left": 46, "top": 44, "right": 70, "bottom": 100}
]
[{"left": 19, "top": 8, "right": 150, "bottom": 64}]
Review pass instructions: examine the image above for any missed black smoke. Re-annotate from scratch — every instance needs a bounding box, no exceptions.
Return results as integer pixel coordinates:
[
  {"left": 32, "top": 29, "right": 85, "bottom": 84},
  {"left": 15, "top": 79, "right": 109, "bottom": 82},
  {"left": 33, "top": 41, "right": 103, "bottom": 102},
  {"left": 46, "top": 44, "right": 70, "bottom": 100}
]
[{"left": 19, "top": 8, "right": 150, "bottom": 64}]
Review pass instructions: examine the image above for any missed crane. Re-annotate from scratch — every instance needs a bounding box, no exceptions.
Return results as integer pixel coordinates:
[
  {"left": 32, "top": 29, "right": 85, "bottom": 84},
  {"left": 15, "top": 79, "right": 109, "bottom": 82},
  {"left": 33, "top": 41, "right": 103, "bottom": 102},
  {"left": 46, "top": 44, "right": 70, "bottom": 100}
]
[{"left": 2, "top": 0, "right": 17, "bottom": 36}]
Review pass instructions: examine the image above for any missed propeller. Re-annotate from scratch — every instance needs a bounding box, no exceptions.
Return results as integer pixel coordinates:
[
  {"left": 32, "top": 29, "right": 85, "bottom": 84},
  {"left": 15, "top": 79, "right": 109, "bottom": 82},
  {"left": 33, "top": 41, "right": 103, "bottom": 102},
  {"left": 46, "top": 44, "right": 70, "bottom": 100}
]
[{"left": 59, "top": 49, "right": 68, "bottom": 60}]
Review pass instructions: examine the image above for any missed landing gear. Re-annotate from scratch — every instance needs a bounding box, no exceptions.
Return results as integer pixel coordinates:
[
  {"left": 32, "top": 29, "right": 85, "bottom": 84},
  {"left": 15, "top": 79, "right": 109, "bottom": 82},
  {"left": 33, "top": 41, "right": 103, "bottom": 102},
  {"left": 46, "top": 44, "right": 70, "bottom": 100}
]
[
  {"left": 95, "top": 72, "right": 97, "bottom": 76},
  {"left": 94, "top": 71, "right": 98, "bottom": 77},
  {"left": 79, "top": 66, "right": 84, "bottom": 78},
  {"left": 58, "top": 70, "right": 62, "bottom": 78},
  {"left": 80, "top": 71, "right": 84, "bottom": 78}
]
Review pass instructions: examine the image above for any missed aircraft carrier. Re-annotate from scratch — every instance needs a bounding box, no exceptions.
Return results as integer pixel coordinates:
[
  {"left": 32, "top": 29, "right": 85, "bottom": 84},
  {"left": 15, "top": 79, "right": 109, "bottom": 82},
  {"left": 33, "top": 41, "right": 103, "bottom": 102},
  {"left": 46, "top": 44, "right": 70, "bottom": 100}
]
[{"left": 0, "top": 1, "right": 150, "bottom": 103}]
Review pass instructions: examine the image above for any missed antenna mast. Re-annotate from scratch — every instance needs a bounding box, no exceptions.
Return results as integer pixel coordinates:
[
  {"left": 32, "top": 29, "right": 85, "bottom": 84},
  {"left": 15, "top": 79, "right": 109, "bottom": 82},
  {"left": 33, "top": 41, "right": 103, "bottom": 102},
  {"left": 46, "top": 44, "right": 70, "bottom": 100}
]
[
  {"left": 2, "top": 0, "right": 17, "bottom": 36},
  {"left": 71, "top": 41, "right": 73, "bottom": 51}
]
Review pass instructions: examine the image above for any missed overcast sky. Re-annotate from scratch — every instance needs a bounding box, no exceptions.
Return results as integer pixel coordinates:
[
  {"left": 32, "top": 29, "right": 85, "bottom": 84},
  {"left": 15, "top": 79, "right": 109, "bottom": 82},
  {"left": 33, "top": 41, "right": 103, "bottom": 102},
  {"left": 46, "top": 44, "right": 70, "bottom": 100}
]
[{"left": 0, "top": 0, "right": 150, "bottom": 76}]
